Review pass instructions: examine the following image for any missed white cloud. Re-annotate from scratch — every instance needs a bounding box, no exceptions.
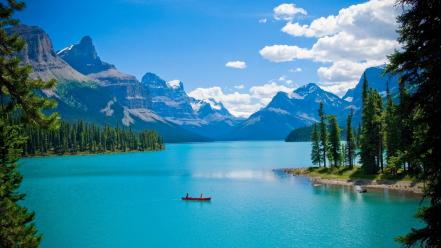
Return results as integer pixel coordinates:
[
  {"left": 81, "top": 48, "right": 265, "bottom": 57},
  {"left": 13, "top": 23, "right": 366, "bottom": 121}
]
[
  {"left": 259, "top": 45, "right": 312, "bottom": 62},
  {"left": 189, "top": 82, "right": 293, "bottom": 118},
  {"left": 273, "top": 3, "right": 307, "bottom": 21},
  {"left": 258, "top": 18, "right": 267, "bottom": 24},
  {"left": 261, "top": 0, "right": 401, "bottom": 95},
  {"left": 290, "top": 67, "right": 302, "bottom": 72},
  {"left": 282, "top": 0, "right": 399, "bottom": 39},
  {"left": 225, "top": 60, "right": 247, "bottom": 69},
  {"left": 234, "top": 84, "right": 245, "bottom": 89}
]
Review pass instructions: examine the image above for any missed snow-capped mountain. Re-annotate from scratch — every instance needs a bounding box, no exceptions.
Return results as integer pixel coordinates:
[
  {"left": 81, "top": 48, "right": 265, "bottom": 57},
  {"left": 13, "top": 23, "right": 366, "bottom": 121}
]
[
  {"left": 186, "top": 97, "right": 241, "bottom": 139},
  {"left": 226, "top": 83, "right": 351, "bottom": 140},
  {"left": 140, "top": 73, "right": 199, "bottom": 125}
]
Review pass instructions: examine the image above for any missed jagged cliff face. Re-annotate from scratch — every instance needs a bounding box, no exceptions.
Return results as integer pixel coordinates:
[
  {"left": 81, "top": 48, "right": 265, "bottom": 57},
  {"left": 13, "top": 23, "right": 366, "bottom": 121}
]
[
  {"left": 57, "top": 36, "right": 149, "bottom": 108},
  {"left": 140, "top": 74, "right": 199, "bottom": 124},
  {"left": 10, "top": 25, "right": 89, "bottom": 82},
  {"left": 57, "top": 36, "right": 115, "bottom": 74}
]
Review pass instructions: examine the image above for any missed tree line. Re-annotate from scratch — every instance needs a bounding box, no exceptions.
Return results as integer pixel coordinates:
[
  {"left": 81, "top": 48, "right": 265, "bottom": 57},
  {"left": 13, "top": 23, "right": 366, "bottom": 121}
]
[
  {"left": 310, "top": 102, "right": 357, "bottom": 168},
  {"left": 22, "top": 120, "right": 164, "bottom": 156},
  {"left": 310, "top": 74, "right": 415, "bottom": 176}
]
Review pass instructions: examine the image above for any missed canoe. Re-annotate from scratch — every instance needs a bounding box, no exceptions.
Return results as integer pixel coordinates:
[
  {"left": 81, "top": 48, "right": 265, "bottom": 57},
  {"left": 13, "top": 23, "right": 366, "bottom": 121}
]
[{"left": 182, "top": 196, "right": 211, "bottom": 201}]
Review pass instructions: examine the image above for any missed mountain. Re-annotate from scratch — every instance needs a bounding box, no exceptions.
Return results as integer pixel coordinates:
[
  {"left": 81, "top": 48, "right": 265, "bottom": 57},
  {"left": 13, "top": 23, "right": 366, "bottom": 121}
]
[
  {"left": 10, "top": 25, "right": 240, "bottom": 142},
  {"left": 188, "top": 97, "right": 241, "bottom": 139},
  {"left": 10, "top": 25, "right": 211, "bottom": 142},
  {"left": 342, "top": 66, "right": 399, "bottom": 108},
  {"left": 342, "top": 66, "right": 400, "bottom": 126},
  {"left": 284, "top": 66, "right": 400, "bottom": 142},
  {"left": 10, "top": 25, "right": 90, "bottom": 83},
  {"left": 57, "top": 34, "right": 240, "bottom": 140},
  {"left": 57, "top": 36, "right": 115, "bottom": 74},
  {"left": 140, "top": 74, "right": 198, "bottom": 124},
  {"left": 226, "top": 83, "right": 350, "bottom": 140}
]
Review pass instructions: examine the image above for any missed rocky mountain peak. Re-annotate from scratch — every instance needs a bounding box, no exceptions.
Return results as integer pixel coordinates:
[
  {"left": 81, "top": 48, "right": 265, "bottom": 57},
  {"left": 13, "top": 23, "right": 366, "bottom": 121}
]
[
  {"left": 58, "top": 35, "right": 115, "bottom": 75},
  {"left": 79, "top": 35, "right": 93, "bottom": 46},
  {"left": 294, "top": 83, "right": 321, "bottom": 96},
  {"left": 7, "top": 24, "right": 89, "bottom": 82},
  {"left": 9, "top": 25, "right": 55, "bottom": 63},
  {"left": 141, "top": 72, "right": 168, "bottom": 88}
]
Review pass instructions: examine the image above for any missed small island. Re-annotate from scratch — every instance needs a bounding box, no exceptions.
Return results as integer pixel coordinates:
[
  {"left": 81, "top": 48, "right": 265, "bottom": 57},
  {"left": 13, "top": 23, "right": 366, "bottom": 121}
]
[{"left": 284, "top": 167, "right": 424, "bottom": 194}]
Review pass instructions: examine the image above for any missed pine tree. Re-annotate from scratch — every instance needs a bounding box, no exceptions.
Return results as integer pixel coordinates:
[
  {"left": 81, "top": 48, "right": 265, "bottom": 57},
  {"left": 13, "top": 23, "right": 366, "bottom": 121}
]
[
  {"left": 318, "top": 102, "right": 328, "bottom": 167},
  {"left": 346, "top": 109, "right": 356, "bottom": 168},
  {"left": 360, "top": 77, "right": 380, "bottom": 174},
  {"left": 387, "top": 0, "right": 441, "bottom": 246},
  {"left": 384, "top": 80, "right": 401, "bottom": 169},
  {"left": 1, "top": 1, "right": 59, "bottom": 246},
  {"left": 310, "top": 123, "right": 321, "bottom": 167},
  {"left": 397, "top": 79, "right": 414, "bottom": 174},
  {"left": 328, "top": 115, "right": 341, "bottom": 167},
  {"left": 371, "top": 91, "right": 384, "bottom": 173}
]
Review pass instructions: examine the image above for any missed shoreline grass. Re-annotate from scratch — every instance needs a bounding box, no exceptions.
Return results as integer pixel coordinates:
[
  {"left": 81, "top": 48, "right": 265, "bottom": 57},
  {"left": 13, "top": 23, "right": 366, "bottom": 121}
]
[
  {"left": 284, "top": 166, "right": 424, "bottom": 194},
  {"left": 285, "top": 166, "right": 418, "bottom": 181}
]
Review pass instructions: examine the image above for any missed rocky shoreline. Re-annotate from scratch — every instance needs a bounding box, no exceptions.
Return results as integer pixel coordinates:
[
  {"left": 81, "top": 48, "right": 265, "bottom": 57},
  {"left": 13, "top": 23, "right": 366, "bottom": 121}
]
[{"left": 282, "top": 168, "right": 425, "bottom": 195}]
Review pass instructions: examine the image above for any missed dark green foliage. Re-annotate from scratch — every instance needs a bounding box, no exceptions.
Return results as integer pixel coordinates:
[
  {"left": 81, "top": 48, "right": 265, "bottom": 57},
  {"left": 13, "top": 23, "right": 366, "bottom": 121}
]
[
  {"left": 310, "top": 124, "right": 321, "bottom": 166},
  {"left": 359, "top": 76, "right": 383, "bottom": 174},
  {"left": 309, "top": 103, "right": 347, "bottom": 168},
  {"left": 285, "top": 125, "right": 347, "bottom": 142},
  {"left": 387, "top": 0, "right": 441, "bottom": 246},
  {"left": 328, "top": 115, "right": 341, "bottom": 167},
  {"left": 318, "top": 102, "right": 328, "bottom": 167},
  {"left": 396, "top": 81, "right": 416, "bottom": 174},
  {"left": 1, "top": 1, "right": 58, "bottom": 246},
  {"left": 384, "top": 81, "right": 401, "bottom": 175},
  {"left": 22, "top": 120, "right": 164, "bottom": 156},
  {"left": 345, "top": 110, "right": 356, "bottom": 168}
]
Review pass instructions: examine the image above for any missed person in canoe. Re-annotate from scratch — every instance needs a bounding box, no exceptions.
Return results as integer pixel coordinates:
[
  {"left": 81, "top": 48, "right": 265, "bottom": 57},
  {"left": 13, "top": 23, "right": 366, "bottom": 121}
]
[{"left": 182, "top": 193, "right": 211, "bottom": 201}]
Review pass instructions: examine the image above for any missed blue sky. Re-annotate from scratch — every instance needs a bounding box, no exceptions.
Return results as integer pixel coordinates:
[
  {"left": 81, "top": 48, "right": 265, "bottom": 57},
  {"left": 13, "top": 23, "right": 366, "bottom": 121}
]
[{"left": 16, "top": 0, "right": 399, "bottom": 117}]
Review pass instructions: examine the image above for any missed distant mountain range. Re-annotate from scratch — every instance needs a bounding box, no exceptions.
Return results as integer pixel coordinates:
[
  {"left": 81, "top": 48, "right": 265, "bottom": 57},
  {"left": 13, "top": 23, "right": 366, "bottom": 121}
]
[
  {"left": 225, "top": 83, "right": 352, "bottom": 140},
  {"left": 10, "top": 25, "right": 399, "bottom": 142}
]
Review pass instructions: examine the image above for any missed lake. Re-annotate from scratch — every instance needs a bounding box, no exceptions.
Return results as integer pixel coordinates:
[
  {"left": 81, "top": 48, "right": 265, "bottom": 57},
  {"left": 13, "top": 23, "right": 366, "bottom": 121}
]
[{"left": 19, "top": 141, "right": 422, "bottom": 248}]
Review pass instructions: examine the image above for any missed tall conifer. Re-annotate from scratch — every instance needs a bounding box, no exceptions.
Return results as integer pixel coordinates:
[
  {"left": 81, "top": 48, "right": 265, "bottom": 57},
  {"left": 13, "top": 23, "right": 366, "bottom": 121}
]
[
  {"left": 318, "top": 102, "right": 328, "bottom": 167},
  {"left": 1, "top": 1, "right": 58, "bottom": 246},
  {"left": 387, "top": 0, "right": 441, "bottom": 246},
  {"left": 310, "top": 123, "right": 321, "bottom": 167},
  {"left": 328, "top": 115, "right": 341, "bottom": 167},
  {"left": 346, "top": 109, "right": 356, "bottom": 168}
]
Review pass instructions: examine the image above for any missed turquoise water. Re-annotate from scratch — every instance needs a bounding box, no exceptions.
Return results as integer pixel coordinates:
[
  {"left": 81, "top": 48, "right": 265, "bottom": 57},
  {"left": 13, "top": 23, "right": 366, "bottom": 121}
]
[{"left": 19, "top": 141, "right": 422, "bottom": 248}]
